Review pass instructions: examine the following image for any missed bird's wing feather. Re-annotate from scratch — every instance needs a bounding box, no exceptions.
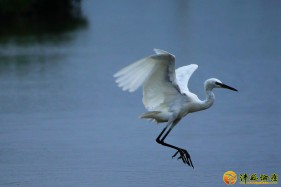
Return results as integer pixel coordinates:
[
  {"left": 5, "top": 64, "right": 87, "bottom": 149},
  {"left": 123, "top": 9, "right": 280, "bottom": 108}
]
[
  {"left": 142, "top": 54, "right": 180, "bottom": 111},
  {"left": 114, "top": 49, "right": 182, "bottom": 111},
  {"left": 114, "top": 56, "right": 156, "bottom": 92},
  {"left": 175, "top": 64, "right": 198, "bottom": 95}
]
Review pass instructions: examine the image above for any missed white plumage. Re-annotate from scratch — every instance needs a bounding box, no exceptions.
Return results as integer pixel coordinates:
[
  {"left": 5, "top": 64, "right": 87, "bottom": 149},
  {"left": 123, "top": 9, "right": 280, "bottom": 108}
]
[
  {"left": 114, "top": 49, "right": 237, "bottom": 167},
  {"left": 114, "top": 49, "right": 198, "bottom": 115}
]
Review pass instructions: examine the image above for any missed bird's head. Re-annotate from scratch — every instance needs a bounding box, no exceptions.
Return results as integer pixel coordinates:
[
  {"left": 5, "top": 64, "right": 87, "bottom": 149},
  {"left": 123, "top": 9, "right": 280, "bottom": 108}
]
[{"left": 205, "top": 78, "right": 238, "bottom": 92}]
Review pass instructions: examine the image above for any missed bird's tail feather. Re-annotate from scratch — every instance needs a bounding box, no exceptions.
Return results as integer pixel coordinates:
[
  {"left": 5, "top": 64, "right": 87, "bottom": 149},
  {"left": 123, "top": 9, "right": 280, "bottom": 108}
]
[{"left": 139, "top": 111, "right": 168, "bottom": 123}]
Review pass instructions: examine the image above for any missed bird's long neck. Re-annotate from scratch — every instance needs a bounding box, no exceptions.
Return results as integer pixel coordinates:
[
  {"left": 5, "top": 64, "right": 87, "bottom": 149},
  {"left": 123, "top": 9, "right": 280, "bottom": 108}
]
[{"left": 201, "top": 88, "right": 215, "bottom": 110}]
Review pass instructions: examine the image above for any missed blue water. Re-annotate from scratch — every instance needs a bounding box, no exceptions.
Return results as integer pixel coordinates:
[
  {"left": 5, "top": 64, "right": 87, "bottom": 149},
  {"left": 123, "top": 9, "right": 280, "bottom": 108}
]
[{"left": 0, "top": 0, "right": 280, "bottom": 186}]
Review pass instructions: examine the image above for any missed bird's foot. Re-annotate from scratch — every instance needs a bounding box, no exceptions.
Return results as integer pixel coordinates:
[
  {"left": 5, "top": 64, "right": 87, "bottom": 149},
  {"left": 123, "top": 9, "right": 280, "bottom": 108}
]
[{"left": 172, "top": 149, "right": 194, "bottom": 168}]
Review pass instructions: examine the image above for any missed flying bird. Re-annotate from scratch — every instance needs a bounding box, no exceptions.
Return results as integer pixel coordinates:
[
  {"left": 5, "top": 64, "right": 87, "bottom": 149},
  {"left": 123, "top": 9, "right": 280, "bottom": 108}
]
[{"left": 114, "top": 49, "right": 237, "bottom": 168}]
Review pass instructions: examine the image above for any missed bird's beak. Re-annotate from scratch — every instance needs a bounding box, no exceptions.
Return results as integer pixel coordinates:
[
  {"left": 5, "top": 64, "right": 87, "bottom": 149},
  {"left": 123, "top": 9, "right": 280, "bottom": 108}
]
[{"left": 220, "top": 83, "right": 238, "bottom": 92}]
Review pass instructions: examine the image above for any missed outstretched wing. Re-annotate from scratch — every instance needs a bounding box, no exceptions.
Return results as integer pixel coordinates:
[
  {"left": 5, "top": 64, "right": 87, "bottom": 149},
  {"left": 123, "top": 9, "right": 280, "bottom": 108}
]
[
  {"left": 175, "top": 64, "right": 198, "bottom": 96},
  {"left": 114, "top": 49, "right": 182, "bottom": 111}
]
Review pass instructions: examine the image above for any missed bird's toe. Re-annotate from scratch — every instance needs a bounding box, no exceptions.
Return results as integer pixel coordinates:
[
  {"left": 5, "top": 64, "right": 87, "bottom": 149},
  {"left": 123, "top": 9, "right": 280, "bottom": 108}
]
[{"left": 172, "top": 150, "right": 179, "bottom": 158}]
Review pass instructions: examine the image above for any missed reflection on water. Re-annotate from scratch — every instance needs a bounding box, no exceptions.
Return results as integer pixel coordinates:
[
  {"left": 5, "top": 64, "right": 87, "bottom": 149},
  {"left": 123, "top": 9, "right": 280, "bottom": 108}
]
[
  {"left": 0, "top": 0, "right": 88, "bottom": 114},
  {"left": 0, "top": 1, "right": 89, "bottom": 115},
  {"left": 0, "top": 0, "right": 280, "bottom": 187},
  {"left": 0, "top": 0, "right": 88, "bottom": 44}
]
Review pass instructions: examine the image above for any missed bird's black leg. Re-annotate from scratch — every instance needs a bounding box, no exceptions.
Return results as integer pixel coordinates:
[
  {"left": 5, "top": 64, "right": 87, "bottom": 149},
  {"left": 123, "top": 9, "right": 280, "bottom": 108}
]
[{"left": 156, "top": 121, "right": 194, "bottom": 168}]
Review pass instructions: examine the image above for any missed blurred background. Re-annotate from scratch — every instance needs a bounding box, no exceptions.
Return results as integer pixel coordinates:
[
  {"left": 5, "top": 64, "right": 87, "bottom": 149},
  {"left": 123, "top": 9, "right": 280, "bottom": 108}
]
[{"left": 0, "top": 0, "right": 280, "bottom": 186}]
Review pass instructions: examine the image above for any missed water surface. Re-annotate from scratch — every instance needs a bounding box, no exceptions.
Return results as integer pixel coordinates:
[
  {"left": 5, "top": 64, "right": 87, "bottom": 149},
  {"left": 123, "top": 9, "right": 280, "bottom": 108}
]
[{"left": 0, "top": 0, "right": 280, "bottom": 186}]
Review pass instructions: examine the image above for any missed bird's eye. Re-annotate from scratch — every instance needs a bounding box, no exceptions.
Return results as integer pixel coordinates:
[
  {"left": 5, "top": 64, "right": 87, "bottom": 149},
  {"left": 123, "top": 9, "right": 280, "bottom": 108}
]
[{"left": 215, "top": 81, "right": 222, "bottom": 86}]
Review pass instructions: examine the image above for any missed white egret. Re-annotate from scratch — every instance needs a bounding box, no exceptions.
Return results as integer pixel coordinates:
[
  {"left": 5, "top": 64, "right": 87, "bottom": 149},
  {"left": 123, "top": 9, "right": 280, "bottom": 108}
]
[{"left": 114, "top": 49, "right": 237, "bottom": 168}]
